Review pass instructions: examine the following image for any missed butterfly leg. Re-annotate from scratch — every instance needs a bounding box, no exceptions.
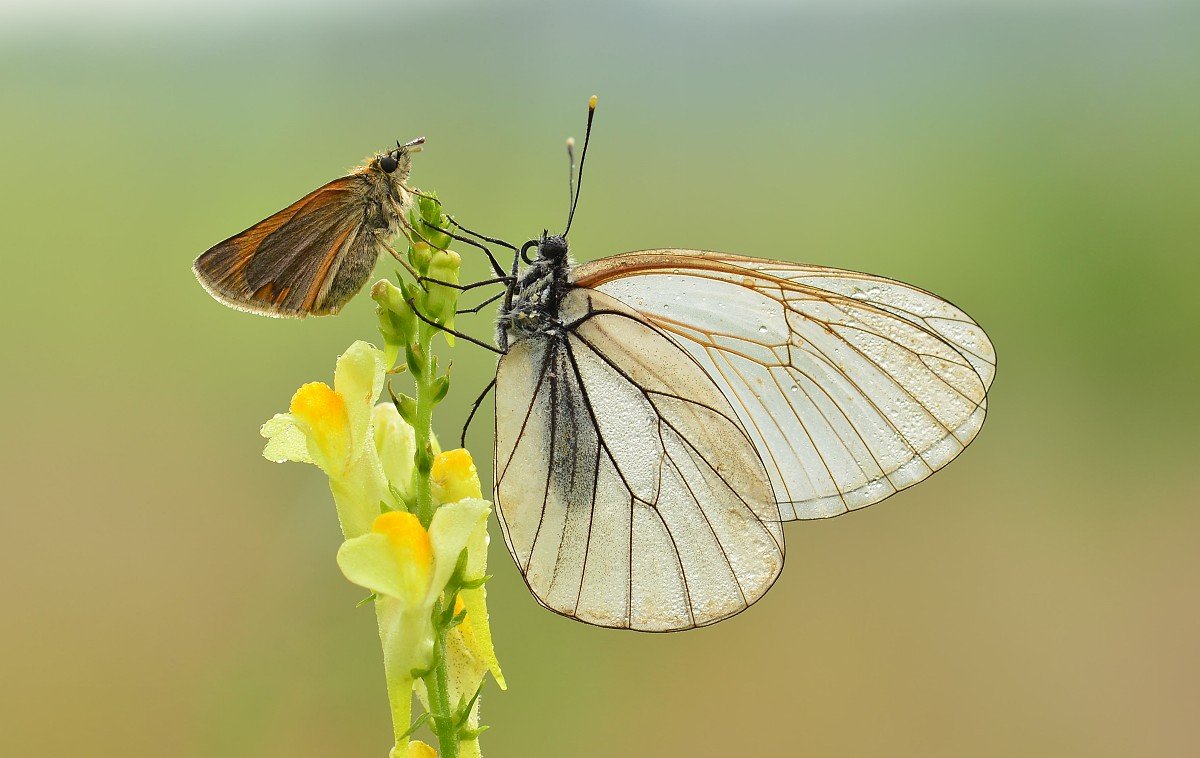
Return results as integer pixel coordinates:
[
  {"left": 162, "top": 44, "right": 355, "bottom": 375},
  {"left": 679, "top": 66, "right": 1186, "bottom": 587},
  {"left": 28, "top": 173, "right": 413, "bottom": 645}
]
[
  {"left": 407, "top": 190, "right": 518, "bottom": 252},
  {"left": 401, "top": 212, "right": 509, "bottom": 278},
  {"left": 417, "top": 275, "right": 514, "bottom": 292},
  {"left": 405, "top": 297, "right": 506, "bottom": 355},
  {"left": 497, "top": 242, "right": 531, "bottom": 355},
  {"left": 561, "top": 307, "right": 639, "bottom": 333},
  {"left": 455, "top": 289, "right": 506, "bottom": 315},
  {"left": 459, "top": 376, "right": 497, "bottom": 447},
  {"left": 444, "top": 215, "right": 519, "bottom": 252},
  {"left": 398, "top": 213, "right": 451, "bottom": 254},
  {"left": 436, "top": 226, "right": 509, "bottom": 278},
  {"left": 439, "top": 209, "right": 523, "bottom": 287}
]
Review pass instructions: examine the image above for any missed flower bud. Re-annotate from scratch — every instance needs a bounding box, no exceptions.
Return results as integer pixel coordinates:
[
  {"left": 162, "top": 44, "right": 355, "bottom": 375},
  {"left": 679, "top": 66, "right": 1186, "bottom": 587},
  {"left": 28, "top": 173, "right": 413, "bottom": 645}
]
[
  {"left": 416, "top": 194, "right": 451, "bottom": 250},
  {"left": 372, "top": 279, "right": 416, "bottom": 367},
  {"left": 425, "top": 249, "right": 461, "bottom": 315},
  {"left": 424, "top": 249, "right": 461, "bottom": 345}
]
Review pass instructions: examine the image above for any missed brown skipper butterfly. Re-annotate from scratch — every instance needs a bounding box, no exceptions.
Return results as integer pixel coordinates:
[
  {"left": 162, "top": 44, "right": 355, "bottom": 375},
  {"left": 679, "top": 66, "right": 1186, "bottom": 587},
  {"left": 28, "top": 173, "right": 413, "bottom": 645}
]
[{"left": 193, "top": 137, "right": 424, "bottom": 317}]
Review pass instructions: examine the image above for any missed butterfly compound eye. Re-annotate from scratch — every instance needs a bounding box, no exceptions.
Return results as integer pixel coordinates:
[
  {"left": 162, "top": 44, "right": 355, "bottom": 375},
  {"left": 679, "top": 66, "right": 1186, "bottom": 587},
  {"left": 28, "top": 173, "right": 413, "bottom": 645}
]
[{"left": 380, "top": 153, "right": 399, "bottom": 173}]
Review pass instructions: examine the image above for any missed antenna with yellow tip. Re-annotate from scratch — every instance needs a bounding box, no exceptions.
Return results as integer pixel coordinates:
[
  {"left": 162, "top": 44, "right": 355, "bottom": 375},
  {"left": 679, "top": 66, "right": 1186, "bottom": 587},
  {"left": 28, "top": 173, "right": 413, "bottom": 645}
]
[{"left": 564, "top": 94, "right": 598, "bottom": 237}]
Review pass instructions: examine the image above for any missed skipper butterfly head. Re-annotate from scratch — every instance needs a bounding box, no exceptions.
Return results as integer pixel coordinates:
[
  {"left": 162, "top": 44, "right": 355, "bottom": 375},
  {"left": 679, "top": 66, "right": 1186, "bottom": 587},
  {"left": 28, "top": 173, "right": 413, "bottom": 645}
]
[{"left": 376, "top": 136, "right": 425, "bottom": 175}]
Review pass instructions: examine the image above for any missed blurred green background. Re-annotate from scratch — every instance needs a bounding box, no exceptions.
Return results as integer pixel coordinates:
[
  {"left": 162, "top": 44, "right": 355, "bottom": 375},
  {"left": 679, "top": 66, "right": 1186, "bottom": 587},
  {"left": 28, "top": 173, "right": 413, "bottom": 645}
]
[{"left": 3, "top": 1, "right": 1198, "bottom": 755}]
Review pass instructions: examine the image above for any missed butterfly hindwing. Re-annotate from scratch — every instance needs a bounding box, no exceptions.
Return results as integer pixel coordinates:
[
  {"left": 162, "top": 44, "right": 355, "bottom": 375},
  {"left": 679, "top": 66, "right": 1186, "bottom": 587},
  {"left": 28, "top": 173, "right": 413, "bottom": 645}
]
[{"left": 494, "top": 287, "right": 784, "bottom": 631}]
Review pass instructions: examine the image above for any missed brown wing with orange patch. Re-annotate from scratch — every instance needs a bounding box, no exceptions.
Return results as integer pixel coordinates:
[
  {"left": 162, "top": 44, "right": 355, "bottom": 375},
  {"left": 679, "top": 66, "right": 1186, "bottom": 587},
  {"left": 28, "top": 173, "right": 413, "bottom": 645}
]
[{"left": 192, "top": 175, "right": 374, "bottom": 317}]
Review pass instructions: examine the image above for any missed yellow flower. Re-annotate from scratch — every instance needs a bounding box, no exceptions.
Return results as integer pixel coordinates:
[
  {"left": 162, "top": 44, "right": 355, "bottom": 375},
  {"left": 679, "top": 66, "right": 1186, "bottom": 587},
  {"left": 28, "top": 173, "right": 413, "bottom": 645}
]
[
  {"left": 260, "top": 341, "right": 389, "bottom": 538},
  {"left": 338, "top": 500, "right": 491, "bottom": 756},
  {"left": 262, "top": 340, "right": 385, "bottom": 477},
  {"left": 428, "top": 449, "right": 503, "bottom": 694},
  {"left": 455, "top": 506, "right": 505, "bottom": 690},
  {"left": 413, "top": 470, "right": 504, "bottom": 754},
  {"left": 338, "top": 500, "right": 488, "bottom": 616}
]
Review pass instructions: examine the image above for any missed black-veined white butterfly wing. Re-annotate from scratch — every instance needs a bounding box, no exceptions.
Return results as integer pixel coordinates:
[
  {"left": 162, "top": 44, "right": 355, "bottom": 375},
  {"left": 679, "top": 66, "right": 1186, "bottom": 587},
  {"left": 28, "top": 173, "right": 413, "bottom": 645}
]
[
  {"left": 494, "top": 287, "right": 784, "bottom": 631},
  {"left": 573, "top": 251, "right": 995, "bottom": 520}
]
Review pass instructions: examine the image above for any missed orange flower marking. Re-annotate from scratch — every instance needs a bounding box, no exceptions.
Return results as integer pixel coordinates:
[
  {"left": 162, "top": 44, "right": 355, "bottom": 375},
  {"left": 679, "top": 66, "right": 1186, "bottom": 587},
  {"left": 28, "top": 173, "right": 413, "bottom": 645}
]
[{"left": 290, "top": 382, "right": 347, "bottom": 431}]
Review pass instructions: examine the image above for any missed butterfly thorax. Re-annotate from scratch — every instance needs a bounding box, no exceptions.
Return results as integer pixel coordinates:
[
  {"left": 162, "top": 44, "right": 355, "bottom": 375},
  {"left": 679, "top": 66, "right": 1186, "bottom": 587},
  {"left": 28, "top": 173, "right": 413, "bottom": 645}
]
[
  {"left": 497, "top": 235, "right": 572, "bottom": 342},
  {"left": 357, "top": 157, "right": 414, "bottom": 236}
]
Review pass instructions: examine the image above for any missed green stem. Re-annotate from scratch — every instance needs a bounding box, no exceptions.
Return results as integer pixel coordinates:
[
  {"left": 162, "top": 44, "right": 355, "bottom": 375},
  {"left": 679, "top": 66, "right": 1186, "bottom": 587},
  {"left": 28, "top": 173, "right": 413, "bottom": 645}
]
[
  {"left": 423, "top": 599, "right": 460, "bottom": 758},
  {"left": 412, "top": 324, "right": 436, "bottom": 528}
]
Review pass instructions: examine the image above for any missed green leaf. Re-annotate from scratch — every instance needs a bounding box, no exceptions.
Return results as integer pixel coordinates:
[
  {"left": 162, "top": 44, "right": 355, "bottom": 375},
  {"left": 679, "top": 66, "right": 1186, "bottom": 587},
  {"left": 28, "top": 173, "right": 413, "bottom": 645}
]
[
  {"left": 458, "top": 574, "right": 491, "bottom": 591},
  {"left": 390, "top": 389, "right": 418, "bottom": 427},
  {"left": 454, "top": 681, "right": 486, "bottom": 729},
  {"left": 459, "top": 724, "right": 489, "bottom": 740},
  {"left": 405, "top": 343, "right": 425, "bottom": 377},
  {"left": 397, "top": 712, "right": 431, "bottom": 742},
  {"left": 389, "top": 485, "right": 412, "bottom": 512},
  {"left": 431, "top": 375, "right": 450, "bottom": 404},
  {"left": 447, "top": 608, "right": 469, "bottom": 630}
]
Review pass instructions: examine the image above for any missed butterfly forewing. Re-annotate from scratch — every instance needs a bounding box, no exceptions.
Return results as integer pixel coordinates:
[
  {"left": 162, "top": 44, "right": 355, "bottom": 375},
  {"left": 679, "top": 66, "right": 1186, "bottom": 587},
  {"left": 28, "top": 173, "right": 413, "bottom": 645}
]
[
  {"left": 193, "top": 175, "right": 376, "bottom": 317},
  {"left": 572, "top": 250, "right": 995, "bottom": 520},
  {"left": 494, "top": 288, "right": 784, "bottom": 631}
]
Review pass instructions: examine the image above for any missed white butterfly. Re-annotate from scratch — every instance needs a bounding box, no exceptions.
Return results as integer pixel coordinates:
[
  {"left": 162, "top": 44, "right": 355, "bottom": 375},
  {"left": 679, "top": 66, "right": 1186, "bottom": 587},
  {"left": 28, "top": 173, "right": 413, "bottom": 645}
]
[
  {"left": 441, "top": 99, "right": 995, "bottom": 632},
  {"left": 484, "top": 241, "right": 994, "bottom": 632}
]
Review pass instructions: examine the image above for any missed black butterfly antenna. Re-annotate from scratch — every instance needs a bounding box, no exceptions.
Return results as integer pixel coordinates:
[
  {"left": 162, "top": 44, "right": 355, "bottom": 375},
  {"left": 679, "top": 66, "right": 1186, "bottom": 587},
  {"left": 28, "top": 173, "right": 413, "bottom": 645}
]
[{"left": 563, "top": 94, "right": 597, "bottom": 238}]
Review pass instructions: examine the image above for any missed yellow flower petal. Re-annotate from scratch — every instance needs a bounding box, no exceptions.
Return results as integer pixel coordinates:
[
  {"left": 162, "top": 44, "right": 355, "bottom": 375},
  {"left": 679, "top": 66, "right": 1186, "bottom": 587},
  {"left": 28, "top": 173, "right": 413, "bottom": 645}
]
[
  {"left": 431, "top": 448, "right": 482, "bottom": 504},
  {"left": 402, "top": 740, "right": 437, "bottom": 758},
  {"left": 333, "top": 340, "right": 387, "bottom": 462},
  {"left": 259, "top": 341, "right": 387, "bottom": 491},
  {"left": 451, "top": 594, "right": 479, "bottom": 651},
  {"left": 373, "top": 402, "right": 416, "bottom": 500},
  {"left": 289, "top": 382, "right": 351, "bottom": 473},
  {"left": 425, "top": 499, "right": 490, "bottom": 606},
  {"left": 260, "top": 413, "right": 313, "bottom": 465},
  {"left": 458, "top": 515, "right": 505, "bottom": 689},
  {"left": 373, "top": 511, "right": 433, "bottom": 599},
  {"left": 291, "top": 381, "right": 349, "bottom": 435}
]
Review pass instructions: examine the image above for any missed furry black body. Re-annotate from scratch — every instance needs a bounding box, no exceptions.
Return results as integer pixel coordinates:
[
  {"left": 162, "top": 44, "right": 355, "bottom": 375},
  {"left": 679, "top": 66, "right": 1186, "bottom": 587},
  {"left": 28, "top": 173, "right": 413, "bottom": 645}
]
[{"left": 496, "top": 234, "right": 573, "bottom": 350}]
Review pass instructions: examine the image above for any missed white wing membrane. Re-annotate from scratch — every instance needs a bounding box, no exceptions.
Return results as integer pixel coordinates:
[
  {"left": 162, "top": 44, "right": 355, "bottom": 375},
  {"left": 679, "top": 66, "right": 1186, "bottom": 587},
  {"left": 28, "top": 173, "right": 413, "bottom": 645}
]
[
  {"left": 494, "top": 288, "right": 784, "bottom": 631},
  {"left": 573, "top": 251, "right": 995, "bottom": 520}
]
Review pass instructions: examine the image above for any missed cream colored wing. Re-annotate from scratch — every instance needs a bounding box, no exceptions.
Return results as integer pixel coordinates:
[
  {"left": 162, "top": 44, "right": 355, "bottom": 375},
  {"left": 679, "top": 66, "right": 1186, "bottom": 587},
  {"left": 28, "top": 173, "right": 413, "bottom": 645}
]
[
  {"left": 573, "top": 250, "right": 995, "bottom": 520},
  {"left": 493, "top": 287, "right": 784, "bottom": 631}
]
